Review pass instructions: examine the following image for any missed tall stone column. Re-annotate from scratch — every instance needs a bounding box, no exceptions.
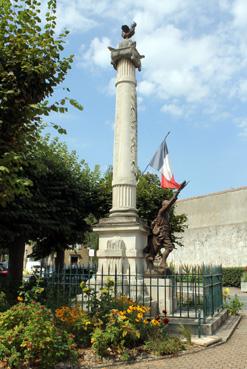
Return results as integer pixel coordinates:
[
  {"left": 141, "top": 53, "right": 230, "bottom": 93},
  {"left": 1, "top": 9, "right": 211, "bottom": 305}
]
[
  {"left": 93, "top": 36, "right": 148, "bottom": 275},
  {"left": 110, "top": 39, "right": 142, "bottom": 218}
]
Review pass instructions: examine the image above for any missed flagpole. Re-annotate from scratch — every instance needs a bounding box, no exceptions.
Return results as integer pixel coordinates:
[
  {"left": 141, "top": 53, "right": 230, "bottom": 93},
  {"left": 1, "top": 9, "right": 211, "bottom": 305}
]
[
  {"left": 141, "top": 131, "right": 171, "bottom": 175},
  {"left": 142, "top": 163, "right": 150, "bottom": 175},
  {"left": 163, "top": 130, "right": 171, "bottom": 143}
]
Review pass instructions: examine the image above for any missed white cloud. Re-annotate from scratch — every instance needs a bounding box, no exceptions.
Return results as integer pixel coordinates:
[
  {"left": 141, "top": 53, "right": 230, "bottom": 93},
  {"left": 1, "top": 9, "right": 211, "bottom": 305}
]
[
  {"left": 232, "top": 0, "right": 247, "bottom": 28},
  {"left": 79, "top": 37, "right": 110, "bottom": 69},
  {"left": 63, "top": 0, "right": 247, "bottom": 131},
  {"left": 56, "top": 3, "right": 97, "bottom": 33},
  {"left": 237, "top": 80, "right": 247, "bottom": 101},
  {"left": 218, "top": 0, "right": 231, "bottom": 11},
  {"left": 161, "top": 103, "right": 183, "bottom": 117},
  {"left": 138, "top": 81, "right": 155, "bottom": 96},
  {"left": 138, "top": 26, "right": 219, "bottom": 102},
  {"left": 235, "top": 118, "right": 247, "bottom": 138}
]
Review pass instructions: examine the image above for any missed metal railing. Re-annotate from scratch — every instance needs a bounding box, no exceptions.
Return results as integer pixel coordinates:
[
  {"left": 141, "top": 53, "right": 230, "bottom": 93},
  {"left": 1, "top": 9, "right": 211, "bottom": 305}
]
[{"left": 41, "top": 264, "right": 223, "bottom": 320}]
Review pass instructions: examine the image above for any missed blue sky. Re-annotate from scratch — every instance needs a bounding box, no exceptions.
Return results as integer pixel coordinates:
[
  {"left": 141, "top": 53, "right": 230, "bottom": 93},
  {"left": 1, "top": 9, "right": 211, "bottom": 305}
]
[{"left": 45, "top": 0, "right": 247, "bottom": 199}]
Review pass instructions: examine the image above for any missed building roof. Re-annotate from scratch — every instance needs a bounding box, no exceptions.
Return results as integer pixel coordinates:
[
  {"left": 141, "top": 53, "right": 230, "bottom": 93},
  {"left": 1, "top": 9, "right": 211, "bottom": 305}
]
[{"left": 178, "top": 186, "right": 247, "bottom": 203}]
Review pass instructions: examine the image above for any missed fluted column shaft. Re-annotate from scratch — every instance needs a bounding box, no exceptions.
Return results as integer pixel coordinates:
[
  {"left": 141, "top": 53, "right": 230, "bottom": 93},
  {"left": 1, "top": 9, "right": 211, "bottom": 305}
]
[
  {"left": 109, "top": 39, "right": 143, "bottom": 217},
  {"left": 111, "top": 58, "right": 137, "bottom": 215}
]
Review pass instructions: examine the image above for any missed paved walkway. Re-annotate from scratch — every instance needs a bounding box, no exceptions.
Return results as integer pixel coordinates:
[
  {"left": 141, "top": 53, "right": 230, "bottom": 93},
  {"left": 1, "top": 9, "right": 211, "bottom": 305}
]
[{"left": 114, "top": 314, "right": 247, "bottom": 369}]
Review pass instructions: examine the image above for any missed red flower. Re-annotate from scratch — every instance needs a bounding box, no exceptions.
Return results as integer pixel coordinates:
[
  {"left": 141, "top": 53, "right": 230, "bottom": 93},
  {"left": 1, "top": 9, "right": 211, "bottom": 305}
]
[{"left": 163, "top": 317, "right": 169, "bottom": 325}]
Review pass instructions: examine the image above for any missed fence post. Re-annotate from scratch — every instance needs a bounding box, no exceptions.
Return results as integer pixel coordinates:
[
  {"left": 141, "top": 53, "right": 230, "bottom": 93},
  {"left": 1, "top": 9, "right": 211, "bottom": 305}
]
[
  {"left": 202, "top": 273, "right": 206, "bottom": 323},
  {"left": 198, "top": 309, "right": 202, "bottom": 338}
]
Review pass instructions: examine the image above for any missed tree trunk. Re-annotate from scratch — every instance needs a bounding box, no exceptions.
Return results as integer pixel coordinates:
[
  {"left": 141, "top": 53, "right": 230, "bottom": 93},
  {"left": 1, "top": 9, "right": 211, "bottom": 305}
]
[
  {"left": 55, "top": 248, "right": 65, "bottom": 271},
  {"left": 8, "top": 238, "right": 25, "bottom": 297}
]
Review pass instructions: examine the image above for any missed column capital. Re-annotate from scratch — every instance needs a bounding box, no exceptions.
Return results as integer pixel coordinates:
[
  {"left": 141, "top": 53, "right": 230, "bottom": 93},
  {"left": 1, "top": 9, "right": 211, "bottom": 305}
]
[{"left": 108, "top": 39, "right": 145, "bottom": 71}]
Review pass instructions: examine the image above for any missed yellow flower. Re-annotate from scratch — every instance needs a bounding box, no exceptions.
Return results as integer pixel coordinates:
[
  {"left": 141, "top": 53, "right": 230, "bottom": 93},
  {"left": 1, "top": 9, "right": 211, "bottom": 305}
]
[
  {"left": 17, "top": 296, "right": 23, "bottom": 302},
  {"left": 143, "top": 319, "right": 148, "bottom": 324},
  {"left": 119, "top": 315, "right": 127, "bottom": 320},
  {"left": 137, "top": 312, "right": 143, "bottom": 320},
  {"left": 223, "top": 288, "right": 230, "bottom": 297},
  {"left": 151, "top": 319, "right": 160, "bottom": 326}
]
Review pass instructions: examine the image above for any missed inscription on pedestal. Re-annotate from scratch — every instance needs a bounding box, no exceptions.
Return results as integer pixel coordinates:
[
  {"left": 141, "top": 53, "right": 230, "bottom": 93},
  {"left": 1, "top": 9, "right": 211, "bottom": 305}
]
[{"left": 106, "top": 238, "right": 126, "bottom": 257}]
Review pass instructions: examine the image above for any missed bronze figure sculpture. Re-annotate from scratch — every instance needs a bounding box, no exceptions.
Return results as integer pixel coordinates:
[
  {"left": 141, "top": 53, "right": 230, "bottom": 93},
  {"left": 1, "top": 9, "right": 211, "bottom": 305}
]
[
  {"left": 121, "top": 22, "right": 137, "bottom": 39},
  {"left": 144, "top": 180, "right": 187, "bottom": 273}
]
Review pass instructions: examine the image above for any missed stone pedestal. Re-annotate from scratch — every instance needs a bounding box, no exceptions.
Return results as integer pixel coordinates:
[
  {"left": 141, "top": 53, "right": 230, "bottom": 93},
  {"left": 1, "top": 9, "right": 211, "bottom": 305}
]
[{"left": 94, "top": 217, "right": 148, "bottom": 275}]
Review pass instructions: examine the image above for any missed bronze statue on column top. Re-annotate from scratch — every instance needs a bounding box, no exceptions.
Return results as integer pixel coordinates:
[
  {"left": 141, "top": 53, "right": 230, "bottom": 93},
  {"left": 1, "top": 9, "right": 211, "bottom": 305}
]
[{"left": 121, "top": 22, "right": 137, "bottom": 39}]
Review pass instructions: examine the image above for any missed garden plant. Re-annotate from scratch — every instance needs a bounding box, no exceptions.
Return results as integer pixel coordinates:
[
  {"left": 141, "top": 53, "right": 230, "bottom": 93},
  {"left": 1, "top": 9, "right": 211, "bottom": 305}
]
[
  {"left": 223, "top": 288, "right": 243, "bottom": 315},
  {"left": 0, "top": 278, "right": 189, "bottom": 368}
]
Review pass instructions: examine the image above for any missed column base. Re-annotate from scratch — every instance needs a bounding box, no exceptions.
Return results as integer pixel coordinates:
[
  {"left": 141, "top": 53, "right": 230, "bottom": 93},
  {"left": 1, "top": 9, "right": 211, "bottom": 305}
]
[{"left": 93, "top": 216, "right": 149, "bottom": 275}]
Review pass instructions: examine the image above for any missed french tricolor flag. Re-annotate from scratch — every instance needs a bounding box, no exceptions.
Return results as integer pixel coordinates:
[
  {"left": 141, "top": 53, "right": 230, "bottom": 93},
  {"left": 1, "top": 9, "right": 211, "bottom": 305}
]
[{"left": 149, "top": 139, "right": 181, "bottom": 190}]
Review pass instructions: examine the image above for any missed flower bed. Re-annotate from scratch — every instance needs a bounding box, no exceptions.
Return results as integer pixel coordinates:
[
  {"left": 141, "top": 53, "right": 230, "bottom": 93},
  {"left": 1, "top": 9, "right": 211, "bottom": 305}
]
[{"left": 0, "top": 281, "right": 193, "bottom": 368}]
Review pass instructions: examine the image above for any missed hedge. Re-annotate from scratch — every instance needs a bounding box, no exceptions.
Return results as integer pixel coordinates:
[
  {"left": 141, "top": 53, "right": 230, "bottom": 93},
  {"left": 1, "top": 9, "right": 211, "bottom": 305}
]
[{"left": 222, "top": 267, "right": 245, "bottom": 287}]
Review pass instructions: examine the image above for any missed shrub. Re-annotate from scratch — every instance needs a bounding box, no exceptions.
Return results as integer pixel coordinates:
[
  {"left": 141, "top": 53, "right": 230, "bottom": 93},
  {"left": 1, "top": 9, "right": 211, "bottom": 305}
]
[
  {"left": 144, "top": 336, "right": 185, "bottom": 356},
  {"left": 18, "top": 276, "right": 46, "bottom": 304},
  {"left": 91, "top": 304, "right": 169, "bottom": 357},
  {"left": 241, "top": 271, "right": 247, "bottom": 282},
  {"left": 224, "top": 294, "right": 244, "bottom": 315},
  {"left": 80, "top": 279, "right": 136, "bottom": 326},
  {"left": 0, "top": 302, "right": 77, "bottom": 368},
  {"left": 222, "top": 267, "right": 244, "bottom": 287},
  {"left": 55, "top": 305, "right": 93, "bottom": 346},
  {"left": 91, "top": 305, "right": 147, "bottom": 357}
]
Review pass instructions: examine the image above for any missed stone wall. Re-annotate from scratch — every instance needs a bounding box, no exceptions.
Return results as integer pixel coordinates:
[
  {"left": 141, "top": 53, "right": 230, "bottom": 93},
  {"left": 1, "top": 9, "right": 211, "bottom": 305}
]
[{"left": 169, "top": 187, "right": 247, "bottom": 267}]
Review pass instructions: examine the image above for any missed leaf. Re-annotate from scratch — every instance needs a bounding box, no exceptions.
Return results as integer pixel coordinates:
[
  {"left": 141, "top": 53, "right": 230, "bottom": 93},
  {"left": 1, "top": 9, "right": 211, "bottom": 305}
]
[
  {"left": 0, "top": 166, "right": 10, "bottom": 173},
  {"left": 69, "top": 99, "right": 83, "bottom": 111}
]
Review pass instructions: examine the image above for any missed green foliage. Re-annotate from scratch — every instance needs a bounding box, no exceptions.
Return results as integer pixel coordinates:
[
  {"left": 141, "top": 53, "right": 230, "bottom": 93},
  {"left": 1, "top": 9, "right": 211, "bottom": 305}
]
[
  {"left": 91, "top": 324, "right": 135, "bottom": 358},
  {"left": 55, "top": 305, "right": 93, "bottom": 347},
  {"left": 224, "top": 294, "right": 244, "bottom": 315},
  {"left": 99, "top": 169, "right": 187, "bottom": 248},
  {"left": 0, "top": 137, "right": 106, "bottom": 290},
  {"left": 137, "top": 172, "right": 187, "bottom": 248},
  {"left": 80, "top": 279, "right": 133, "bottom": 326},
  {"left": 81, "top": 281, "right": 170, "bottom": 358},
  {"left": 90, "top": 304, "right": 150, "bottom": 357},
  {"left": 0, "top": 302, "right": 77, "bottom": 368},
  {"left": 0, "top": 0, "right": 82, "bottom": 206},
  {"left": 144, "top": 336, "right": 185, "bottom": 356},
  {"left": 241, "top": 271, "right": 247, "bottom": 282},
  {"left": 222, "top": 267, "right": 245, "bottom": 287},
  {"left": 0, "top": 291, "right": 9, "bottom": 312},
  {"left": 18, "top": 275, "right": 46, "bottom": 304},
  {"left": 136, "top": 172, "right": 168, "bottom": 222},
  {"left": 178, "top": 324, "right": 192, "bottom": 345}
]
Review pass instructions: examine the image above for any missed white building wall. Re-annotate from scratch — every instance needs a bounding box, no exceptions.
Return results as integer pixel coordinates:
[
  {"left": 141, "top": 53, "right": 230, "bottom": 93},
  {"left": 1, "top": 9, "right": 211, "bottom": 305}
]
[{"left": 170, "top": 187, "right": 247, "bottom": 267}]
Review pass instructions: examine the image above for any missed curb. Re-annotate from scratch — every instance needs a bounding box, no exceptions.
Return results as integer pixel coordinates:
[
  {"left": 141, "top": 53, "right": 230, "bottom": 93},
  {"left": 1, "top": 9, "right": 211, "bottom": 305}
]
[{"left": 215, "top": 314, "right": 242, "bottom": 343}]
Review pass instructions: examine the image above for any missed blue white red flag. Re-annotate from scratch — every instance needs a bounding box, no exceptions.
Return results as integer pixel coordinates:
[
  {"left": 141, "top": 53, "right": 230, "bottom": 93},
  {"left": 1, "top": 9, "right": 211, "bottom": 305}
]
[{"left": 149, "top": 140, "right": 180, "bottom": 190}]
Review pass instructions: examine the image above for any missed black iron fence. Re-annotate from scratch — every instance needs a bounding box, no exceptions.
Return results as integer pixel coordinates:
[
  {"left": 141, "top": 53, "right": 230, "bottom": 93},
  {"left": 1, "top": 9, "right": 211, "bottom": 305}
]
[{"left": 41, "top": 264, "right": 223, "bottom": 321}]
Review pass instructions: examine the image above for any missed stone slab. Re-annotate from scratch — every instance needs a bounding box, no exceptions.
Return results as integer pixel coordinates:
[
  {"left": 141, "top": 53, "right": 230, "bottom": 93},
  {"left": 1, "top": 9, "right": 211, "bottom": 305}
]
[{"left": 191, "top": 335, "right": 221, "bottom": 346}]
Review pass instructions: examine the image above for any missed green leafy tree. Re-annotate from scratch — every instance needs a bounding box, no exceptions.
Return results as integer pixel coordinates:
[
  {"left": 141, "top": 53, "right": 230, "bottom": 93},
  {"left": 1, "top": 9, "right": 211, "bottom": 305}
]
[
  {"left": 0, "top": 138, "right": 105, "bottom": 293},
  {"left": 136, "top": 172, "right": 187, "bottom": 248},
  {"left": 0, "top": 0, "right": 82, "bottom": 206},
  {"left": 98, "top": 169, "right": 187, "bottom": 249}
]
